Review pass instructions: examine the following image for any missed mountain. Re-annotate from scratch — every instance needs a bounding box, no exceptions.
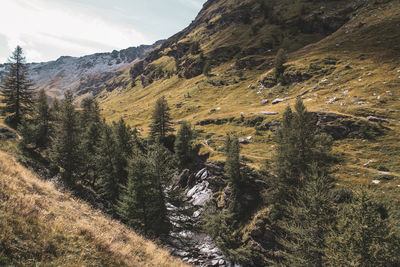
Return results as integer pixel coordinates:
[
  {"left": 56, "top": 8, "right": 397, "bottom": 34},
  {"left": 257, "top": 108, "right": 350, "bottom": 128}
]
[
  {"left": 98, "top": 0, "right": 400, "bottom": 182},
  {"left": 0, "top": 41, "right": 163, "bottom": 99},
  {"left": 0, "top": 150, "right": 187, "bottom": 266}
]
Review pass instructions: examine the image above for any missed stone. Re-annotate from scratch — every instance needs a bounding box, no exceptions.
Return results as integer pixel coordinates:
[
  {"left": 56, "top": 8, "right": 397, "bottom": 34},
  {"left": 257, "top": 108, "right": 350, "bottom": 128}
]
[
  {"left": 272, "top": 98, "right": 287, "bottom": 104},
  {"left": 211, "top": 259, "right": 219, "bottom": 266},
  {"left": 363, "top": 160, "right": 372, "bottom": 167},
  {"left": 200, "top": 170, "right": 208, "bottom": 180},
  {"left": 259, "top": 111, "right": 278, "bottom": 115},
  {"left": 238, "top": 138, "right": 249, "bottom": 144},
  {"left": 193, "top": 210, "right": 201, "bottom": 218},
  {"left": 326, "top": 97, "right": 339, "bottom": 104},
  {"left": 366, "top": 116, "right": 388, "bottom": 123},
  {"left": 372, "top": 180, "right": 380, "bottom": 184},
  {"left": 246, "top": 136, "right": 252, "bottom": 141},
  {"left": 261, "top": 99, "right": 269, "bottom": 104}
]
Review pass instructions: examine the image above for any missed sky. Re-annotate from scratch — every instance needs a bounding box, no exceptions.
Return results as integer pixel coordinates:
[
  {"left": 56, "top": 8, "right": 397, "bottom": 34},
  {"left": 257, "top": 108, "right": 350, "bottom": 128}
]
[{"left": 0, "top": 0, "right": 206, "bottom": 63}]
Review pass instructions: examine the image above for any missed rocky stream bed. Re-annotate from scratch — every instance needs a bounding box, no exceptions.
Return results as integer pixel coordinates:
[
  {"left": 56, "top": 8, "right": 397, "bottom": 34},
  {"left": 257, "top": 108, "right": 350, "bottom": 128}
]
[{"left": 165, "top": 163, "right": 238, "bottom": 267}]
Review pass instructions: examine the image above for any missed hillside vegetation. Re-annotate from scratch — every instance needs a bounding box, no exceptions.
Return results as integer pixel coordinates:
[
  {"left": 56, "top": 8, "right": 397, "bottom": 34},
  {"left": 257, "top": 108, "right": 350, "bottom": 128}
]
[
  {"left": 0, "top": 150, "right": 187, "bottom": 267},
  {"left": 98, "top": 0, "right": 400, "bottom": 188}
]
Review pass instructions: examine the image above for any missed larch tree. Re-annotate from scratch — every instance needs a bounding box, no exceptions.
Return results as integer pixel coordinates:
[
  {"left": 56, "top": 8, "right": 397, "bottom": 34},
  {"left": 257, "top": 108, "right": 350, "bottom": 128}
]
[
  {"left": 174, "top": 121, "right": 195, "bottom": 170},
  {"left": 49, "top": 91, "right": 82, "bottom": 186},
  {"left": 150, "top": 96, "right": 174, "bottom": 142},
  {"left": 0, "top": 46, "right": 34, "bottom": 128}
]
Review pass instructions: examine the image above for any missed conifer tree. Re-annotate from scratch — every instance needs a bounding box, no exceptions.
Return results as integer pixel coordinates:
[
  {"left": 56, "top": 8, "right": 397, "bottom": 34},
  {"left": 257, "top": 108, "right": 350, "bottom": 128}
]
[
  {"left": 225, "top": 135, "right": 241, "bottom": 193},
  {"left": 49, "top": 91, "right": 82, "bottom": 186},
  {"left": 97, "top": 119, "right": 135, "bottom": 209},
  {"left": 274, "top": 48, "right": 287, "bottom": 81},
  {"left": 112, "top": 118, "right": 134, "bottom": 187},
  {"left": 174, "top": 121, "right": 195, "bottom": 170},
  {"left": 118, "top": 144, "right": 174, "bottom": 236},
  {"left": 280, "top": 167, "right": 336, "bottom": 266},
  {"left": 146, "top": 143, "right": 176, "bottom": 235},
  {"left": 96, "top": 124, "right": 120, "bottom": 208},
  {"left": 19, "top": 89, "right": 52, "bottom": 149},
  {"left": 150, "top": 96, "right": 174, "bottom": 142},
  {"left": 117, "top": 151, "right": 152, "bottom": 234},
  {"left": 34, "top": 89, "right": 52, "bottom": 148},
  {"left": 80, "top": 97, "right": 100, "bottom": 128},
  {"left": 0, "top": 46, "right": 34, "bottom": 128},
  {"left": 80, "top": 97, "right": 102, "bottom": 186},
  {"left": 269, "top": 99, "right": 332, "bottom": 221},
  {"left": 324, "top": 190, "right": 400, "bottom": 266}
]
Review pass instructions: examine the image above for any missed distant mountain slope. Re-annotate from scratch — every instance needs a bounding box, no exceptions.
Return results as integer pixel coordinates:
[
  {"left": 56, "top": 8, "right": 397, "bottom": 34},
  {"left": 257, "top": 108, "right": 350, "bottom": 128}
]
[
  {"left": 0, "top": 150, "right": 187, "bottom": 267},
  {"left": 98, "top": 0, "right": 400, "bottom": 185},
  {"left": 0, "top": 41, "right": 163, "bottom": 98}
]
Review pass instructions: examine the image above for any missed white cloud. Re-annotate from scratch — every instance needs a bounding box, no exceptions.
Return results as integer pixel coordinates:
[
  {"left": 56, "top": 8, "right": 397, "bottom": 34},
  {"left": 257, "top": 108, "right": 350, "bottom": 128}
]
[{"left": 0, "top": 0, "right": 152, "bottom": 62}]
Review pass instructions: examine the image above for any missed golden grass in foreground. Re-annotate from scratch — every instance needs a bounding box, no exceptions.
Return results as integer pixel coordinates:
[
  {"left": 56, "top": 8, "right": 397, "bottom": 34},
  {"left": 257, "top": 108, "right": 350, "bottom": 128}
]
[{"left": 0, "top": 151, "right": 188, "bottom": 267}]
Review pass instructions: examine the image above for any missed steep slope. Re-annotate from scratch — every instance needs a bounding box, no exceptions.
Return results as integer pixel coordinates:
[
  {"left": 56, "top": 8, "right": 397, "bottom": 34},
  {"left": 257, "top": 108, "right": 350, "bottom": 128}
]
[
  {"left": 0, "top": 150, "right": 187, "bottom": 267},
  {"left": 98, "top": 0, "right": 400, "bottom": 187},
  {"left": 0, "top": 41, "right": 163, "bottom": 99}
]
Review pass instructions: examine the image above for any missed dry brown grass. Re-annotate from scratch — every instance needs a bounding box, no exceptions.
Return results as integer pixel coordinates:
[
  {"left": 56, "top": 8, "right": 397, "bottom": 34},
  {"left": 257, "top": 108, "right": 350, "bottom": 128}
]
[{"left": 0, "top": 150, "right": 188, "bottom": 267}]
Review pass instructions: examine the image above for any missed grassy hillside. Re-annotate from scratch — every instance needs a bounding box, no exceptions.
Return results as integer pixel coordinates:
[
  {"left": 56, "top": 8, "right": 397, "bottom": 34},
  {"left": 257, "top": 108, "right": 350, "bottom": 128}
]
[
  {"left": 96, "top": 0, "right": 400, "bottom": 192},
  {"left": 0, "top": 150, "right": 187, "bottom": 267}
]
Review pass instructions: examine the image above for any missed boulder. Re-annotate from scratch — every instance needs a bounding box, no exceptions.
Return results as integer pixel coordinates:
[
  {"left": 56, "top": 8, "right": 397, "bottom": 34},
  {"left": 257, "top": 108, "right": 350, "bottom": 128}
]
[
  {"left": 261, "top": 99, "right": 269, "bottom": 105},
  {"left": 272, "top": 98, "right": 287, "bottom": 105},
  {"left": 326, "top": 97, "right": 339, "bottom": 104},
  {"left": 259, "top": 111, "right": 278, "bottom": 115},
  {"left": 366, "top": 116, "right": 388, "bottom": 123}
]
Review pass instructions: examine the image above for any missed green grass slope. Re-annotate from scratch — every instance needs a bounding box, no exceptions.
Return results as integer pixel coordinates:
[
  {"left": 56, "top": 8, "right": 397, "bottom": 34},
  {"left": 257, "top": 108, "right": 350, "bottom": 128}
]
[{"left": 97, "top": 0, "right": 400, "bottom": 192}]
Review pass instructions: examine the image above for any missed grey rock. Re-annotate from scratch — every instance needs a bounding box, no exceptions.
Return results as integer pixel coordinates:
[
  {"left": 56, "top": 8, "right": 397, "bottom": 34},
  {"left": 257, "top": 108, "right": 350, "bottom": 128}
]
[
  {"left": 326, "top": 97, "right": 339, "bottom": 104},
  {"left": 261, "top": 99, "right": 269, "bottom": 104},
  {"left": 259, "top": 111, "right": 278, "bottom": 115},
  {"left": 366, "top": 116, "right": 388, "bottom": 123},
  {"left": 272, "top": 98, "right": 287, "bottom": 105}
]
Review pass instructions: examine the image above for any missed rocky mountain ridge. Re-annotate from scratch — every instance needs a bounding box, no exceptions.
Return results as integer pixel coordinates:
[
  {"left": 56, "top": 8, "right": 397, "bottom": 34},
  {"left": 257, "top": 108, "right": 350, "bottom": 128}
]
[{"left": 0, "top": 41, "right": 163, "bottom": 98}]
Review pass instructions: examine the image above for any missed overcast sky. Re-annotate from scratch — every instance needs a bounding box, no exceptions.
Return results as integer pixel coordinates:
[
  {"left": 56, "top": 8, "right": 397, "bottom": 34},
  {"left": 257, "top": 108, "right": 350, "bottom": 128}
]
[{"left": 0, "top": 0, "right": 206, "bottom": 63}]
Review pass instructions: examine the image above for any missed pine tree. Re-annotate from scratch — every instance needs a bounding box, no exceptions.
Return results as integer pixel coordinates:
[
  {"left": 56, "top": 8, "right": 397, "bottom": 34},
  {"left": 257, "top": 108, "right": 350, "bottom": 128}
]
[
  {"left": 80, "top": 97, "right": 102, "bottom": 186},
  {"left": 269, "top": 99, "right": 332, "bottom": 221},
  {"left": 325, "top": 190, "right": 400, "bottom": 266},
  {"left": 280, "top": 167, "right": 336, "bottom": 266},
  {"left": 19, "top": 89, "right": 52, "bottom": 149},
  {"left": 225, "top": 135, "right": 241, "bottom": 193},
  {"left": 150, "top": 96, "right": 174, "bottom": 142},
  {"left": 117, "top": 151, "right": 152, "bottom": 234},
  {"left": 174, "top": 121, "right": 194, "bottom": 170},
  {"left": 96, "top": 119, "right": 135, "bottom": 210},
  {"left": 274, "top": 48, "right": 287, "bottom": 81},
  {"left": 96, "top": 124, "right": 120, "bottom": 209},
  {"left": 80, "top": 97, "right": 100, "bottom": 128},
  {"left": 34, "top": 89, "right": 52, "bottom": 148},
  {"left": 146, "top": 143, "right": 176, "bottom": 235},
  {"left": 118, "top": 144, "right": 175, "bottom": 236},
  {"left": 49, "top": 91, "right": 82, "bottom": 186},
  {"left": 0, "top": 46, "right": 34, "bottom": 128}
]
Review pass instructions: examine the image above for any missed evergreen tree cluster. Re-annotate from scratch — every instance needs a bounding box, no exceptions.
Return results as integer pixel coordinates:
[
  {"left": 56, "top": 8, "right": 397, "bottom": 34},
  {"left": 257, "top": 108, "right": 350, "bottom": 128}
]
[
  {"left": 204, "top": 99, "right": 400, "bottom": 266},
  {"left": 17, "top": 92, "right": 184, "bottom": 238},
  {"left": 0, "top": 53, "right": 194, "bottom": 239}
]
